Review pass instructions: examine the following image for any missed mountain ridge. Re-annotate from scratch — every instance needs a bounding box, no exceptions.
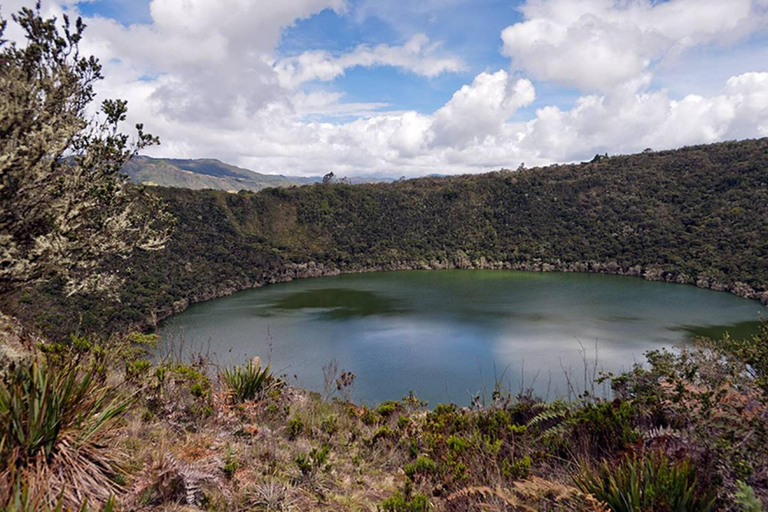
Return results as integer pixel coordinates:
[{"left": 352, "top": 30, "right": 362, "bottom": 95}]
[{"left": 121, "top": 156, "right": 401, "bottom": 191}]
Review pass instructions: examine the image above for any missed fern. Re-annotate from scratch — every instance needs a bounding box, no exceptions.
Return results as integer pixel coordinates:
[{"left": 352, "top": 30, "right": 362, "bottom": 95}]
[{"left": 528, "top": 400, "right": 570, "bottom": 437}]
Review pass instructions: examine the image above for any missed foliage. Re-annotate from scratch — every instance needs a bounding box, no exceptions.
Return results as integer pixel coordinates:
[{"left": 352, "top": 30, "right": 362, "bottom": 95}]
[
  {"left": 575, "top": 451, "right": 716, "bottom": 512},
  {"left": 295, "top": 445, "right": 330, "bottom": 477},
  {"left": 221, "top": 359, "right": 278, "bottom": 403},
  {"left": 0, "top": 4, "right": 172, "bottom": 297},
  {"left": 288, "top": 415, "right": 304, "bottom": 440},
  {"left": 404, "top": 456, "right": 438, "bottom": 480},
  {"left": 146, "top": 361, "right": 213, "bottom": 424},
  {"left": 13, "top": 137, "right": 768, "bottom": 339},
  {"left": 379, "top": 489, "right": 430, "bottom": 512},
  {"left": 715, "top": 321, "right": 768, "bottom": 391},
  {"left": 735, "top": 481, "right": 766, "bottom": 512},
  {"left": 5, "top": 485, "right": 116, "bottom": 512},
  {"left": 604, "top": 336, "right": 768, "bottom": 509},
  {"left": 0, "top": 358, "right": 130, "bottom": 509}
]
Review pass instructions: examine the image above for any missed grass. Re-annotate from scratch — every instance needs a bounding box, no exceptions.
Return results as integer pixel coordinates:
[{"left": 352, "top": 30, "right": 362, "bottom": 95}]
[
  {"left": 220, "top": 359, "right": 278, "bottom": 403},
  {"left": 575, "top": 451, "right": 717, "bottom": 512},
  {"left": 0, "top": 359, "right": 131, "bottom": 510},
  {"left": 1, "top": 319, "right": 767, "bottom": 510}
]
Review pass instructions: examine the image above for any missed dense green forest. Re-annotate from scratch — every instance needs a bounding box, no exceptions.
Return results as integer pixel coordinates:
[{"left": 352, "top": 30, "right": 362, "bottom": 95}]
[{"left": 7, "top": 138, "right": 768, "bottom": 338}]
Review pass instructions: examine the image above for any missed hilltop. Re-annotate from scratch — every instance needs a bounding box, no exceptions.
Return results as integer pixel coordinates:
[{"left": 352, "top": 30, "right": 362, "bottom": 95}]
[
  {"left": 120, "top": 156, "right": 315, "bottom": 192},
  {"left": 121, "top": 156, "right": 400, "bottom": 192}
]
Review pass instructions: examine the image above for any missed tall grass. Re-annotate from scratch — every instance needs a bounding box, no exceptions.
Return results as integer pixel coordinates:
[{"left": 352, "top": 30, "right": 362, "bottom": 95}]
[
  {"left": 220, "top": 360, "right": 277, "bottom": 403},
  {"left": 0, "top": 360, "right": 131, "bottom": 509},
  {"left": 575, "top": 451, "right": 716, "bottom": 512}
]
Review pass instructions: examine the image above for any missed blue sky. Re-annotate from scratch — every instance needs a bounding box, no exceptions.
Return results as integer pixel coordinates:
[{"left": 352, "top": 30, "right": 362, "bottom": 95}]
[{"left": 9, "top": 0, "right": 768, "bottom": 176}]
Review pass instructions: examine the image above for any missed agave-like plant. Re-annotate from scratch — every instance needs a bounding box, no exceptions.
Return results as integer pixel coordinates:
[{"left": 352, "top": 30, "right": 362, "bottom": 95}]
[
  {"left": 221, "top": 360, "right": 277, "bottom": 403},
  {"left": 574, "top": 451, "right": 716, "bottom": 512},
  {"left": 0, "top": 359, "right": 132, "bottom": 510}
]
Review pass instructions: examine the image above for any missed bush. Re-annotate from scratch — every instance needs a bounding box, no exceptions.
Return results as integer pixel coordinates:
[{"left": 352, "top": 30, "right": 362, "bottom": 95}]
[
  {"left": 0, "top": 360, "right": 130, "bottom": 509},
  {"left": 735, "top": 481, "right": 766, "bottom": 512},
  {"left": 575, "top": 451, "right": 716, "bottom": 512},
  {"left": 295, "top": 445, "right": 330, "bottom": 477},
  {"left": 379, "top": 490, "right": 430, "bottom": 512},
  {"left": 404, "top": 456, "right": 438, "bottom": 480},
  {"left": 221, "top": 360, "right": 278, "bottom": 403},
  {"left": 288, "top": 415, "right": 304, "bottom": 440}
]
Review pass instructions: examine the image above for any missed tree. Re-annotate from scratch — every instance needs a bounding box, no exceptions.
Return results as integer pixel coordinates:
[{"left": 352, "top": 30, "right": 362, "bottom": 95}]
[{"left": 0, "top": 4, "right": 173, "bottom": 296}]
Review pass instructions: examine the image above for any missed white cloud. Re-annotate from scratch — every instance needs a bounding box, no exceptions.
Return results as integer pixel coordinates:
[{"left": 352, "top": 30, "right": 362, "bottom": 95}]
[
  {"left": 79, "top": 0, "right": 348, "bottom": 123},
  {"left": 275, "top": 34, "right": 465, "bottom": 88},
  {"left": 432, "top": 70, "right": 535, "bottom": 147},
  {"left": 3, "top": 0, "right": 768, "bottom": 178},
  {"left": 501, "top": 0, "right": 768, "bottom": 91},
  {"left": 519, "top": 72, "right": 768, "bottom": 163}
]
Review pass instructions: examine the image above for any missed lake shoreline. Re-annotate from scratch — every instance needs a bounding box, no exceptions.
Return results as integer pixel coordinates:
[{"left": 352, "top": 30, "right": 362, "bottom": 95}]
[{"left": 155, "top": 258, "right": 768, "bottom": 328}]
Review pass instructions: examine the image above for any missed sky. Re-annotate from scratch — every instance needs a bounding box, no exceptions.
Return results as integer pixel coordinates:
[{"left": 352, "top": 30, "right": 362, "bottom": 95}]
[{"left": 3, "top": 0, "right": 768, "bottom": 177}]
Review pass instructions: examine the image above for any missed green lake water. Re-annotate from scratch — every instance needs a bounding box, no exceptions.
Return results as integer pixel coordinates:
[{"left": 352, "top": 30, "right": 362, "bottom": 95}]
[{"left": 159, "top": 270, "right": 764, "bottom": 406}]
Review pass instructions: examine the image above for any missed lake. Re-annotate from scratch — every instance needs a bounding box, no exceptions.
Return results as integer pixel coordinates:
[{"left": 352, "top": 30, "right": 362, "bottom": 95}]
[{"left": 159, "top": 270, "right": 764, "bottom": 406}]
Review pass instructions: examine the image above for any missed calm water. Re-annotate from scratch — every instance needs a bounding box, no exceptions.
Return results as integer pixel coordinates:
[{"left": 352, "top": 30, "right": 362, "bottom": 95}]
[{"left": 159, "top": 271, "right": 763, "bottom": 406}]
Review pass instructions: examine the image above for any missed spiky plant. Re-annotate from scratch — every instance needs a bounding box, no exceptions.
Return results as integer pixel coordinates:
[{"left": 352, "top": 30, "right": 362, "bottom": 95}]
[
  {"left": 5, "top": 481, "right": 116, "bottom": 512},
  {"left": 574, "top": 451, "right": 716, "bottom": 512},
  {"left": 221, "top": 360, "right": 277, "bottom": 403},
  {"left": 0, "top": 359, "right": 131, "bottom": 510}
]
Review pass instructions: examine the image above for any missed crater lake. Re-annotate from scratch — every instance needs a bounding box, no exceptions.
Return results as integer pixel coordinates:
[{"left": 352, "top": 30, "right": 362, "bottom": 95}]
[{"left": 159, "top": 270, "right": 764, "bottom": 406}]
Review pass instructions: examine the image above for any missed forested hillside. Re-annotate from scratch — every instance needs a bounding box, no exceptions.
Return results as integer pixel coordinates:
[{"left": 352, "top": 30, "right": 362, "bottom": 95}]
[{"left": 8, "top": 138, "right": 768, "bottom": 337}]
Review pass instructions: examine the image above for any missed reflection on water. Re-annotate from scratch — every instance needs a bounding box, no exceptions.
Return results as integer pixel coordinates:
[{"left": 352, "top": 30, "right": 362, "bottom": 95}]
[
  {"left": 674, "top": 321, "right": 762, "bottom": 341},
  {"left": 159, "top": 270, "right": 764, "bottom": 406},
  {"left": 267, "top": 288, "right": 407, "bottom": 319}
]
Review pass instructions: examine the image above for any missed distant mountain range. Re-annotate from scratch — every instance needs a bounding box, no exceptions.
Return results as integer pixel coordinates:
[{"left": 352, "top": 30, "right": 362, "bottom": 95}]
[
  {"left": 121, "top": 156, "right": 316, "bottom": 192},
  {"left": 121, "top": 156, "right": 400, "bottom": 191}
]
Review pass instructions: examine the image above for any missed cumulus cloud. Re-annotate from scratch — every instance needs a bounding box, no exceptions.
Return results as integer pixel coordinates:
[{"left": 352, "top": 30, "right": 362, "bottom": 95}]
[
  {"left": 432, "top": 70, "right": 535, "bottom": 147},
  {"left": 122, "top": 70, "right": 768, "bottom": 177},
  {"left": 4, "top": 0, "right": 768, "bottom": 177},
  {"left": 501, "top": 0, "right": 768, "bottom": 91},
  {"left": 519, "top": 71, "right": 768, "bottom": 163},
  {"left": 78, "top": 0, "right": 348, "bottom": 123},
  {"left": 275, "top": 34, "right": 465, "bottom": 88}
]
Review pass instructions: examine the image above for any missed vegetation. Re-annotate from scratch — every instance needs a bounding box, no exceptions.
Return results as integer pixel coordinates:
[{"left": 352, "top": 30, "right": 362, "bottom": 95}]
[
  {"left": 575, "top": 452, "right": 716, "bottom": 512},
  {"left": 2, "top": 318, "right": 765, "bottom": 510},
  {"left": 121, "top": 156, "right": 311, "bottom": 192},
  {"left": 0, "top": 354, "right": 131, "bottom": 509},
  {"left": 1, "top": 4, "right": 768, "bottom": 512},
  {"left": 0, "top": 4, "right": 171, "bottom": 297},
  {"left": 220, "top": 358, "right": 279, "bottom": 403},
  {"left": 7, "top": 135, "right": 767, "bottom": 339}
]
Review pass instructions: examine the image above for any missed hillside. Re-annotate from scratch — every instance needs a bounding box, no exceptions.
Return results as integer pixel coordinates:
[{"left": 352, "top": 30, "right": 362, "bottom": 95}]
[
  {"left": 121, "top": 156, "right": 397, "bottom": 192},
  {"left": 5, "top": 139, "right": 768, "bottom": 511},
  {"left": 9, "top": 138, "right": 768, "bottom": 337},
  {"left": 121, "top": 156, "right": 316, "bottom": 191}
]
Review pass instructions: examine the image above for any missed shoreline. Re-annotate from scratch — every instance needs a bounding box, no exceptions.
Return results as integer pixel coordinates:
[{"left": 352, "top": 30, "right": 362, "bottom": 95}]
[{"left": 154, "top": 258, "right": 768, "bottom": 327}]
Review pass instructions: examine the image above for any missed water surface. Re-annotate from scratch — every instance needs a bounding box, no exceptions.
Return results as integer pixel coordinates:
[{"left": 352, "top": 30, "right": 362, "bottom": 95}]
[{"left": 159, "top": 271, "right": 763, "bottom": 405}]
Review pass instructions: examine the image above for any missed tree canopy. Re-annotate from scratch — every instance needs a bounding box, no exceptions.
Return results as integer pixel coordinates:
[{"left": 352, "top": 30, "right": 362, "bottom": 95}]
[{"left": 0, "top": 4, "right": 172, "bottom": 296}]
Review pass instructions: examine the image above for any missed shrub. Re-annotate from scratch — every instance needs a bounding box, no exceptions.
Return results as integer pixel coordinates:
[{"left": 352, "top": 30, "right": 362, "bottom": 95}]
[
  {"left": 734, "top": 481, "right": 766, "bottom": 512},
  {"left": 295, "top": 445, "right": 330, "bottom": 477},
  {"left": 379, "top": 490, "right": 430, "bottom": 511},
  {"left": 288, "top": 416, "right": 304, "bottom": 440},
  {"left": 377, "top": 400, "right": 400, "bottom": 417},
  {"left": 404, "top": 456, "right": 438, "bottom": 480},
  {"left": 0, "top": 360, "right": 131, "bottom": 509},
  {"left": 575, "top": 451, "right": 716, "bottom": 512},
  {"left": 221, "top": 360, "right": 277, "bottom": 403},
  {"left": 223, "top": 445, "right": 237, "bottom": 480}
]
